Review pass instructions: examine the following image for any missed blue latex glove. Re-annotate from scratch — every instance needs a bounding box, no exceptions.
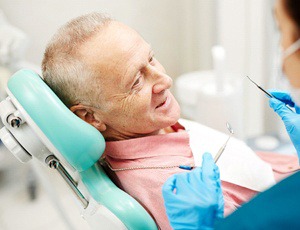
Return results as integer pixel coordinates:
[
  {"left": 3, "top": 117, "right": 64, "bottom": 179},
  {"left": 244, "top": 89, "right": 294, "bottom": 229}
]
[
  {"left": 269, "top": 90, "right": 300, "bottom": 113},
  {"left": 162, "top": 152, "right": 224, "bottom": 230},
  {"left": 269, "top": 90, "right": 300, "bottom": 157}
]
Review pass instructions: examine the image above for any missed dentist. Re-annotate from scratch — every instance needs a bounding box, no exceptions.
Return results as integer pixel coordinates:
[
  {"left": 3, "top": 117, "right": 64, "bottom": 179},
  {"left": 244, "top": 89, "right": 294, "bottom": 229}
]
[{"left": 162, "top": 0, "right": 300, "bottom": 229}]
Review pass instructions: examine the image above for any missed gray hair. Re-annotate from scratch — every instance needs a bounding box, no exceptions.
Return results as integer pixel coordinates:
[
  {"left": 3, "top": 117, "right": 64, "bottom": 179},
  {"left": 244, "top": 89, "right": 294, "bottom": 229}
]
[{"left": 42, "top": 12, "right": 113, "bottom": 108}]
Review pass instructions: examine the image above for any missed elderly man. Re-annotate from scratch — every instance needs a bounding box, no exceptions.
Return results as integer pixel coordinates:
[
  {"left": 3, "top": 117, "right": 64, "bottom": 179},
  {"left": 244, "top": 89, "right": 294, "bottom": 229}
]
[
  {"left": 43, "top": 13, "right": 180, "bottom": 141},
  {"left": 42, "top": 12, "right": 299, "bottom": 229}
]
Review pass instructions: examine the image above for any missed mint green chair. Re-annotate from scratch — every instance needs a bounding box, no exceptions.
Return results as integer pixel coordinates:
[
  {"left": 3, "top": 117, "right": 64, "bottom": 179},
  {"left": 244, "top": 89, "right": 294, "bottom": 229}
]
[{"left": 0, "top": 69, "right": 158, "bottom": 230}]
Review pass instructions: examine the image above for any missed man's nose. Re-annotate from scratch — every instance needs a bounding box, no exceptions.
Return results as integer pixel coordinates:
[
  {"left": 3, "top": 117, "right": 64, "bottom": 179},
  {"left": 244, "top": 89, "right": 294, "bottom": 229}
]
[{"left": 150, "top": 68, "right": 173, "bottom": 94}]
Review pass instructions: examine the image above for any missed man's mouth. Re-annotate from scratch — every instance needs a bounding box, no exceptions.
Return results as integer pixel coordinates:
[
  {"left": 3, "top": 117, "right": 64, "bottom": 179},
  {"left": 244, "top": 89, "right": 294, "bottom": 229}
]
[{"left": 156, "top": 98, "right": 167, "bottom": 109}]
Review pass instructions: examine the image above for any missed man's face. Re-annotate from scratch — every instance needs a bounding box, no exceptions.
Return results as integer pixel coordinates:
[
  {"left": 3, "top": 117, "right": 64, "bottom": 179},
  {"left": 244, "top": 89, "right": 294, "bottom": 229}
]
[{"left": 80, "top": 21, "right": 180, "bottom": 140}]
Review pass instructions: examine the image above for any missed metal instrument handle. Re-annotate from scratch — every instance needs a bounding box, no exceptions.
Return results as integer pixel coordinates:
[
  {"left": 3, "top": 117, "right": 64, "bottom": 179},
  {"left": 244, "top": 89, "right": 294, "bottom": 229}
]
[
  {"left": 214, "top": 135, "right": 231, "bottom": 163},
  {"left": 45, "top": 155, "right": 88, "bottom": 208}
]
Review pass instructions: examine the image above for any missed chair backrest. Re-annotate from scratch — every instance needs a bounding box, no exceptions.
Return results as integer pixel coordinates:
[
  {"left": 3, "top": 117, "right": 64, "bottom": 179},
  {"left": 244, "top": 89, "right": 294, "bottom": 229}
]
[
  {"left": 1, "top": 69, "right": 157, "bottom": 230},
  {"left": 7, "top": 69, "right": 105, "bottom": 171}
]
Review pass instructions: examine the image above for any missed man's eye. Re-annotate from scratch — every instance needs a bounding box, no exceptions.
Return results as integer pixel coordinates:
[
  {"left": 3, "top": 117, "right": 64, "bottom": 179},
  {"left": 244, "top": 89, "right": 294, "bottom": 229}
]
[
  {"left": 149, "top": 55, "right": 155, "bottom": 64},
  {"left": 133, "top": 77, "right": 141, "bottom": 86}
]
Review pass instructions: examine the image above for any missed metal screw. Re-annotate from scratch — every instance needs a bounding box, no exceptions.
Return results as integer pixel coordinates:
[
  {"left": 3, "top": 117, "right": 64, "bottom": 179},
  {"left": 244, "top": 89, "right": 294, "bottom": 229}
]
[
  {"left": 45, "top": 155, "right": 59, "bottom": 169},
  {"left": 10, "top": 118, "right": 21, "bottom": 128}
]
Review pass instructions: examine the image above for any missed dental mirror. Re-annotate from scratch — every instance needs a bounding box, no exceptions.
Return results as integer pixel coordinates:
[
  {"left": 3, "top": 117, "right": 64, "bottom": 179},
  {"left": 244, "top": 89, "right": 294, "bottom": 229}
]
[{"left": 226, "top": 122, "right": 234, "bottom": 135}]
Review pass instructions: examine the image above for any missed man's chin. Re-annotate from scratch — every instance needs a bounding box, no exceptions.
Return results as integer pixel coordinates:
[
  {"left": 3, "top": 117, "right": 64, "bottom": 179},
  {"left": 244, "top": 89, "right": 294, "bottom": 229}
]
[{"left": 161, "top": 112, "right": 181, "bottom": 129}]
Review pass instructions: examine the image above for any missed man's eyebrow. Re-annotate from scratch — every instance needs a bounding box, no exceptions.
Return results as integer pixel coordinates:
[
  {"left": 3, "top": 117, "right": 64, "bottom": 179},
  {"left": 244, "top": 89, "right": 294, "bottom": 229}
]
[
  {"left": 149, "top": 46, "right": 154, "bottom": 58},
  {"left": 133, "top": 48, "right": 154, "bottom": 75}
]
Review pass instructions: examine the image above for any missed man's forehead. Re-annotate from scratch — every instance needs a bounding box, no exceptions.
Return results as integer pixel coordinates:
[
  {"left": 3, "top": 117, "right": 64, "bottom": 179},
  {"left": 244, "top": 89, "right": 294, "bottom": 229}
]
[
  {"left": 106, "top": 21, "right": 150, "bottom": 56},
  {"left": 80, "top": 21, "right": 151, "bottom": 87},
  {"left": 81, "top": 21, "right": 149, "bottom": 64}
]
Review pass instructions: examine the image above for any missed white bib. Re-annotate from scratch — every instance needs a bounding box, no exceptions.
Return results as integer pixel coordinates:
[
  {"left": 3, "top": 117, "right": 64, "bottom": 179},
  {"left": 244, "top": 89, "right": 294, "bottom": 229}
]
[{"left": 179, "top": 119, "right": 276, "bottom": 192}]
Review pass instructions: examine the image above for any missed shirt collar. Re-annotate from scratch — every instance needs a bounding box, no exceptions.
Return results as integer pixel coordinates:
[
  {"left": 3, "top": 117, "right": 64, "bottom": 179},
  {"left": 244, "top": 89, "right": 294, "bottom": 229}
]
[{"left": 104, "top": 123, "right": 191, "bottom": 160}]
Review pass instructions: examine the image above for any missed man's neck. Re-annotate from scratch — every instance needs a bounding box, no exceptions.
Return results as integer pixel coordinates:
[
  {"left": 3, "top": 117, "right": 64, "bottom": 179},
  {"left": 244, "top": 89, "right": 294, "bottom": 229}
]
[
  {"left": 103, "top": 126, "right": 175, "bottom": 141},
  {"left": 159, "top": 126, "right": 175, "bottom": 134}
]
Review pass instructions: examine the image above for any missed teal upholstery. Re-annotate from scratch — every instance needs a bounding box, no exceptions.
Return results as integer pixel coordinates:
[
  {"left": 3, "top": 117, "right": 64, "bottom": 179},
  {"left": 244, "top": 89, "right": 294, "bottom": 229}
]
[
  {"left": 80, "top": 164, "right": 158, "bottom": 229},
  {"left": 8, "top": 69, "right": 105, "bottom": 172},
  {"left": 7, "top": 69, "right": 158, "bottom": 230}
]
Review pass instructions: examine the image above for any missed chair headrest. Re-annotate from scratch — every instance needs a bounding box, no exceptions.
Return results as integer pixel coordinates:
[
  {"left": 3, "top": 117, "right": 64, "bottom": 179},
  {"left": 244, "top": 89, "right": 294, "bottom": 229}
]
[{"left": 7, "top": 69, "right": 105, "bottom": 172}]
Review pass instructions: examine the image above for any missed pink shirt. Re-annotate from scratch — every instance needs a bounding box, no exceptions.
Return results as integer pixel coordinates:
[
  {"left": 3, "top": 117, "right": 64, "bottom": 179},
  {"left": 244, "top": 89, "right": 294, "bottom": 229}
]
[{"left": 104, "top": 124, "right": 299, "bottom": 230}]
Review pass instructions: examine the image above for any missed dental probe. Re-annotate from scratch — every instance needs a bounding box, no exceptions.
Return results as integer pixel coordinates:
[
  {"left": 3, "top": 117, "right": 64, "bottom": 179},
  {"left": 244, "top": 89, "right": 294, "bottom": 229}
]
[
  {"left": 214, "top": 122, "right": 234, "bottom": 163},
  {"left": 246, "top": 76, "right": 293, "bottom": 112},
  {"left": 246, "top": 76, "right": 273, "bottom": 98}
]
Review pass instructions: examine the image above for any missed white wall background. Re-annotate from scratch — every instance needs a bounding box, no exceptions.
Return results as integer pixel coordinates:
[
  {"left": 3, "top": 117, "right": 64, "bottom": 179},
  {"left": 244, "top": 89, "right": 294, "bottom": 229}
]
[
  {"left": 0, "top": 0, "right": 215, "bottom": 79},
  {"left": 0, "top": 0, "right": 279, "bottom": 139},
  {"left": 217, "top": 0, "right": 270, "bottom": 138}
]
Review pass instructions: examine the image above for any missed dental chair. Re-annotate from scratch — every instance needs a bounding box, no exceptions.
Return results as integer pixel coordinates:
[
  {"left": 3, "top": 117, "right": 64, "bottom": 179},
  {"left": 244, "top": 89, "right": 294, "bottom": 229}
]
[{"left": 0, "top": 69, "right": 158, "bottom": 230}]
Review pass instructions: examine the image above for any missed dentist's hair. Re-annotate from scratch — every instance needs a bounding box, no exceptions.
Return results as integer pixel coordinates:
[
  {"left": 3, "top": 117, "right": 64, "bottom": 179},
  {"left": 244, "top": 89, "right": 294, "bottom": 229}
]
[
  {"left": 283, "top": 0, "right": 300, "bottom": 29},
  {"left": 42, "top": 12, "right": 113, "bottom": 108}
]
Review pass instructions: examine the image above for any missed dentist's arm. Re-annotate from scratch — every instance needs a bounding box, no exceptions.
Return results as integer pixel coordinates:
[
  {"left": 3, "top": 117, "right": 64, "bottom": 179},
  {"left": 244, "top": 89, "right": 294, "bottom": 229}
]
[
  {"left": 214, "top": 171, "right": 300, "bottom": 229},
  {"left": 162, "top": 153, "right": 224, "bottom": 230},
  {"left": 268, "top": 90, "right": 300, "bottom": 159}
]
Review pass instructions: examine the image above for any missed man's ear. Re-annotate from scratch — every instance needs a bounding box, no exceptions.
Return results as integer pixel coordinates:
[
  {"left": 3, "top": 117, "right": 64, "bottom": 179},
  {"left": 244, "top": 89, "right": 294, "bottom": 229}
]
[{"left": 70, "top": 104, "right": 107, "bottom": 132}]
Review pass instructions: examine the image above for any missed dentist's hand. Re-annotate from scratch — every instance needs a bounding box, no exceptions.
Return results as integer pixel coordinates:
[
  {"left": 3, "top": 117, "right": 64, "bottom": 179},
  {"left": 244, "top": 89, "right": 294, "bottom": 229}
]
[
  {"left": 162, "top": 153, "right": 224, "bottom": 230},
  {"left": 269, "top": 90, "right": 300, "bottom": 157},
  {"left": 269, "top": 90, "right": 300, "bottom": 113}
]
